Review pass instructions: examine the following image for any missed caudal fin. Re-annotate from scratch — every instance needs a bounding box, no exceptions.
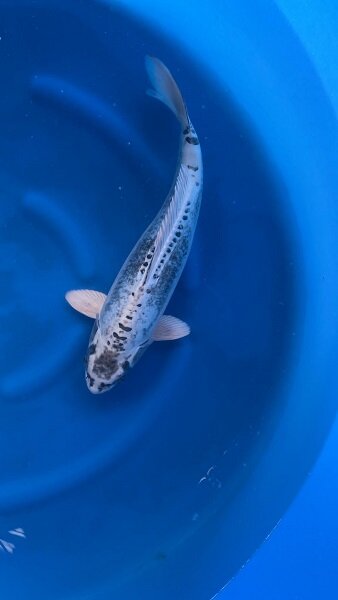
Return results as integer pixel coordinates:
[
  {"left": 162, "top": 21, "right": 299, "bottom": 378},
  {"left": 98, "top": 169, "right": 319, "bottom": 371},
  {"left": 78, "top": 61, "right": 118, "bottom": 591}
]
[{"left": 145, "top": 56, "right": 189, "bottom": 130}]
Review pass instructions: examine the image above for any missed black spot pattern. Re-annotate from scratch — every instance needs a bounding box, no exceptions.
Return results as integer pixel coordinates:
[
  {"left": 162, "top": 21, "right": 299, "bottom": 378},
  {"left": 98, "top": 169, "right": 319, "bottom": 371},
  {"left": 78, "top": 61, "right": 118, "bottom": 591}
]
[
  {"left": 86, "top": 373, "right": 95, "bottom": 388},
  {"left": 113, "top": 331, "right": 127, "bottom": 341},
  {"left": 119, "top": 322, "right": 132, "bottom": 332},
  {"left": 93, "top": 349, "right": 119, "bottom": 379},
  {"left": 185, "top": 136, "right": 199, "bottom": 145},
  {"left": 98, "top": 382, "right": 112, "bottom": 392}
]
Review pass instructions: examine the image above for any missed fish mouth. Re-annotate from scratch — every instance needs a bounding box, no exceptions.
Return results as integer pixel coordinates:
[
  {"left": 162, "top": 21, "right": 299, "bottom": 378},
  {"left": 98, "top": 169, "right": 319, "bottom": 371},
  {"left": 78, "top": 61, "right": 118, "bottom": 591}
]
[{"left": 85, "top": 372, "right": 114, "bottom": 394}]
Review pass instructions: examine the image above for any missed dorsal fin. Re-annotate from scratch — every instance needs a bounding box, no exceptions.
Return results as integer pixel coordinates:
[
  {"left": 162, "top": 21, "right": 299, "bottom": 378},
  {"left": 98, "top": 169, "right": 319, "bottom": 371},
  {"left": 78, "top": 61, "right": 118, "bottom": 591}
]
[{"left": 146, "top": 166, "right": 189, "bottom": 283}]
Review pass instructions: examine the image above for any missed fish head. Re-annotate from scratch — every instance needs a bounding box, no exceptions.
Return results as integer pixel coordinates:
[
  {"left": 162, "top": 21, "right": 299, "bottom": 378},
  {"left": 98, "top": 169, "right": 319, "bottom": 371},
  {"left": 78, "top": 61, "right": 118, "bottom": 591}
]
[{"left": 84, "top": 320, "right": 128, "bottom": 394}]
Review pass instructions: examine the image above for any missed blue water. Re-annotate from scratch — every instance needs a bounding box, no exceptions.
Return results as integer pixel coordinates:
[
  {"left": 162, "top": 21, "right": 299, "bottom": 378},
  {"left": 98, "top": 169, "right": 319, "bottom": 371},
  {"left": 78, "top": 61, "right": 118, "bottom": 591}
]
[{"left": 0, "top": 1, "right": 337, "bottom": 599}]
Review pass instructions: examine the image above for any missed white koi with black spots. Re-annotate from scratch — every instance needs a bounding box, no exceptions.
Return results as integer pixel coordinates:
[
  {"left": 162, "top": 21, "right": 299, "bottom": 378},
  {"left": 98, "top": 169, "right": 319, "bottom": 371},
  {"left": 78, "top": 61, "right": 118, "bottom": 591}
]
[{"left": 66, "top": 57, "right": 203, "bottom": 393}]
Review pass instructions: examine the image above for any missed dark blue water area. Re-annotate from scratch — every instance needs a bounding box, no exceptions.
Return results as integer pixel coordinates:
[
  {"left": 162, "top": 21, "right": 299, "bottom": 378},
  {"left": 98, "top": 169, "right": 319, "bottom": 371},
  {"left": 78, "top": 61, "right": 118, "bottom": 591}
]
[{"left": 0, "top": 1, "right": 300, "bottom": 598}]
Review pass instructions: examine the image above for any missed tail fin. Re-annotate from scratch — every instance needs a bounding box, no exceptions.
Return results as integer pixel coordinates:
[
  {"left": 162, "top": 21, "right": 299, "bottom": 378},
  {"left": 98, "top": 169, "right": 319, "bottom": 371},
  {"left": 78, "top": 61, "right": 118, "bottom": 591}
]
[{"left": 145, "top": 56, "right": 189, "bottom": 130}]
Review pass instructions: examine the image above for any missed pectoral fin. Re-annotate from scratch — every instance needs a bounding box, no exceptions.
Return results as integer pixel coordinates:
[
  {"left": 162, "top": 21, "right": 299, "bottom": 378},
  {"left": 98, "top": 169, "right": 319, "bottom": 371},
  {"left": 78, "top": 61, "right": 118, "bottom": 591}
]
[
  {"left": 152, "top": 315, "right": 190, "bottom": 341},
  {"left": 65, "top": 289, "right": 107, "bottom": 318}
]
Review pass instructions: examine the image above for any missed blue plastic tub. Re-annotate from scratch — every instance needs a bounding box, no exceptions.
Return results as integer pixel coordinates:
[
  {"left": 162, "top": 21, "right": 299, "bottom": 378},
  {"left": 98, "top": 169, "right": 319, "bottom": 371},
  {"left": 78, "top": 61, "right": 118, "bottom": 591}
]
[{"left": 0, "top": 1, "right": 337, "bottom": 598}]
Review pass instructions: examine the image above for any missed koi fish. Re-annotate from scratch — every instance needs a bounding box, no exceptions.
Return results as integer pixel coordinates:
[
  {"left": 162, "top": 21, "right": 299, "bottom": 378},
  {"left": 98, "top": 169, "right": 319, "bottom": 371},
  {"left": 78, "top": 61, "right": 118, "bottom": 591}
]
[{"left": 66, "top": 56, "right": 203, "bottom": 393}]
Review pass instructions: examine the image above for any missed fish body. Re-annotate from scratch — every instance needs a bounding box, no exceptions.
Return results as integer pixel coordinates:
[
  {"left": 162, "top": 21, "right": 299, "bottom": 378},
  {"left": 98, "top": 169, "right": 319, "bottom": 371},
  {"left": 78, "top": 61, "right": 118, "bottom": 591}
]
[{"left": 66, "top": 57, "right": 203, "bottom": 393}]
